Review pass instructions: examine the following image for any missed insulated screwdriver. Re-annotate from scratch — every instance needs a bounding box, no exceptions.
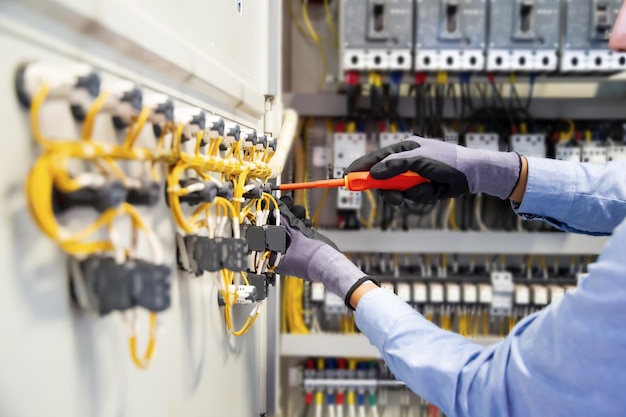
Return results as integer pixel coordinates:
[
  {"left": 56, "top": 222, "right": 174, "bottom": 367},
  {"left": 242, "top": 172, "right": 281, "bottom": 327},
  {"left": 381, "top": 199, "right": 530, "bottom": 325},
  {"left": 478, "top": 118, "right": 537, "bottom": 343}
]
[{"left": 273, "top": 171, "right": 428, "bottom": 192}]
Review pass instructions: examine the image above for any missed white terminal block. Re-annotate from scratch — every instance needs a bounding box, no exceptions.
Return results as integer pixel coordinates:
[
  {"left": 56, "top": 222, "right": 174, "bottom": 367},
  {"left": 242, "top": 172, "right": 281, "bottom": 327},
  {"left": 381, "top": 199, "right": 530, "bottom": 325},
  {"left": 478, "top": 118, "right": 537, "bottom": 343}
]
[
  {"left": 607, "top": 145, "right": 626, "bottom": 162},
  {"left": 445, "top": 283, "right": 461, "bottom": 304},
  {"left": 333, "top": 133, "right": 367, "bottom": 178},
  {"left": 337, "top": 187, "right": 362, "bottom": 210},
  {"left": 611, "top": 52, "right": 626, "bottom": 71},
  {"left": 556, "top": 145, "right": 581, "bottom": 162},
  {"left": 478, "top": 283, "right": 493, "bottom": 304},
  {"left": 415, "top": 50, "right": 439, "bottom": 71},
  {"left": 487, "top": 50, "right": 512, "bottom": 71},
  {"left": 587, "top": 50, "right": 612, "bottom": 72},
  {"left": 311, "top": 282, "right": 326, "bottom": 302},
  {"left": 511, "top": 50, "right": 534, "bottom": 72},
  {"left": 514, "top": 284, "right": 530, "bottom": 305},
  {"left": 343, "top": 49, "right": 367, "bottom": 71},
  {"left": 365, "top": 49, "right": 391, "bottom": 71},
  {"left": 560, "top": 50, "right": 587, "bottom": 73},
  {"left": 466, "top": 133, "right": 500, "bottom": 151},
  {"left": 380, "top": 282, "right": 395, "bottom": 293},
  {"left": 510, "top": 134, "right": 547, "bottom": 158},
  {"left": 461, "top": 50, "right": 485, "bottom": 71},
  {"left": 438, "top": 50, "right": 462, "bottom": 71},
  {"left": 412, "top": 283, "right": 428, "bottom": 304},
  {"left": 548, "top": 285, "right": 565, "bottom": 304},
  {"left": 581, "top": 144, "right": 607, "bottom": 164},
  {"left": 388, "top": 50, "right": 412, "bottom": 71},
  {"left": 531, "top": 285, "right": 549, "bottom": 306},
  {"left": 428, "top": 282, "right": 444, "bottom": 304},
  {"left": 462, "top": 283, "right": 477, "bottom": 304},
  {"left": 379, "top": 132, "right": 409, "bottom": 149},
  {"left": 324, "top": 291, "right": 346, "bottom": 314},
  {"left": 534, "top": 51, "right": 558, "bottom": 72},
  {"left": 396, "top": 283, "right": 411, "bottom": 302}
]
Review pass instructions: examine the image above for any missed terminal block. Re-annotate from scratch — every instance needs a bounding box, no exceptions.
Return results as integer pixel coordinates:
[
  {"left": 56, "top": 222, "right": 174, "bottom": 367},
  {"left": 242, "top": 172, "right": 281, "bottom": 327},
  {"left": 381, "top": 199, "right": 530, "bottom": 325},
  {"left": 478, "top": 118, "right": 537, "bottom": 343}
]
[{"left": 70, "top": 256, "right": 171, "bottom": 316}]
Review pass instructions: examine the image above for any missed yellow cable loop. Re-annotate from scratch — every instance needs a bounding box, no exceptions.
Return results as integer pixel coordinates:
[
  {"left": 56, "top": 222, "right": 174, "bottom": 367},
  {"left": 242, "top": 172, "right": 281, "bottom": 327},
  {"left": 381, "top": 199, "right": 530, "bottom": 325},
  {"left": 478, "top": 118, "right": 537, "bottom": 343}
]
[{"left": 128, "top": 311, "right": 157, "bottom": 369}]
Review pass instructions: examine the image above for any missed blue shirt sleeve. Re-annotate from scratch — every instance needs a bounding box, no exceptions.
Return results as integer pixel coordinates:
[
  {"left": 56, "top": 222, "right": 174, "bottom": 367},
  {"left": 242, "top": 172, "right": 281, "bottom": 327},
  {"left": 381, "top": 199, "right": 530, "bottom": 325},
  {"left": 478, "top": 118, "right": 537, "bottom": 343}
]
[
  {"left": 514, "top": 158, "right": 626, "bottom": 235},
  {"left": 356, "top": 220, "right": 626, "bottom": 417}
]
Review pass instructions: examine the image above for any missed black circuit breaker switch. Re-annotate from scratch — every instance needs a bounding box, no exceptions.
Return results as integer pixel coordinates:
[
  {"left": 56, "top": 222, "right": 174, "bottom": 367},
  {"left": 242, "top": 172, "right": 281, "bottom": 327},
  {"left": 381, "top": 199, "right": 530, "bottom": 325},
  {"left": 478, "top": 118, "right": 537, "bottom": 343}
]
[
  {"left": 220, "top": 238, "right": 249, "bottom": 271},
  {"left": 265, "top": 225, "right": 287, "bottom": 253},
  {"left": 193, "top": 237, "right": 222, "bottom": 272},
  {"left": 246, "top": 226, "right": 267, "bottom": 252},
  {"left": 247, "top": 273, "right": 268, "bottom": 301}
]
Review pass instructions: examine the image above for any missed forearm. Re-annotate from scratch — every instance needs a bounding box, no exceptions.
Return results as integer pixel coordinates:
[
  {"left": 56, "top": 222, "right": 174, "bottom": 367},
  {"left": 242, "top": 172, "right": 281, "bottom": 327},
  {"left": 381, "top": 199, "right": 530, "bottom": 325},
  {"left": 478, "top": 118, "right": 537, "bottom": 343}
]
[
  {"left": 514, "top": 158, "right": 626, "bottom": 235},
  {"left": 354, "top": 289, "right": 507, "bottom": 417}
]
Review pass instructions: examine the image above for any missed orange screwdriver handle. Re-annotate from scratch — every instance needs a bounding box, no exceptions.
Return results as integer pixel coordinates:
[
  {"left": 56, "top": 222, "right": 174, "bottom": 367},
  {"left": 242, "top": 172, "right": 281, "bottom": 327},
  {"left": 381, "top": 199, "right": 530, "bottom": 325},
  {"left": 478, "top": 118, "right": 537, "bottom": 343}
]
[{"left": 345, "top": 171, "right": 429, "bottom": 192}]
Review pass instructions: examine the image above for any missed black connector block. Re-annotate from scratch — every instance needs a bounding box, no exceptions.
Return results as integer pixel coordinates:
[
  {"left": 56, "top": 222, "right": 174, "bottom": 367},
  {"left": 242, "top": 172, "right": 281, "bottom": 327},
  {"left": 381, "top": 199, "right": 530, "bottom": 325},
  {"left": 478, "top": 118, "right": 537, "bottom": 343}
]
[
  {"left": 75, "top": 256, "right": 171, "bottom": 315},
  {"left": 127, "top": 180, "right": 160, "bottom": 206},
  {"left": 53, "top": 180, "right": 127, "bottom": 213}
]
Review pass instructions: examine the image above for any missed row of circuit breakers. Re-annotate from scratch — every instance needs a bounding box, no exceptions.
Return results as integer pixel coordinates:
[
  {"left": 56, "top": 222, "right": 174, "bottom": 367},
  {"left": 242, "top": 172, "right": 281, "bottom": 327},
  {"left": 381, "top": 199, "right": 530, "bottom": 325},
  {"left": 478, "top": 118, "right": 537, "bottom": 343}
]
[{"left": 341, "top": 0, "right": 625, "bottom": 72}]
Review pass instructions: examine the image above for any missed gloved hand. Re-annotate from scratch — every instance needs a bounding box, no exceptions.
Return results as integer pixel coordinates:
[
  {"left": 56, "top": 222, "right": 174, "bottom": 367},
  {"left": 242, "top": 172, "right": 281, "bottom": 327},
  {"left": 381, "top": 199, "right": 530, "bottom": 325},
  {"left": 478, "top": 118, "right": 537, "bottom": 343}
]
[
  {"left": 274, "top": 196, "right": 374, "bottom": 307},
  {"left": 345, "top": 137, "right": 521, "bottom": 207}
]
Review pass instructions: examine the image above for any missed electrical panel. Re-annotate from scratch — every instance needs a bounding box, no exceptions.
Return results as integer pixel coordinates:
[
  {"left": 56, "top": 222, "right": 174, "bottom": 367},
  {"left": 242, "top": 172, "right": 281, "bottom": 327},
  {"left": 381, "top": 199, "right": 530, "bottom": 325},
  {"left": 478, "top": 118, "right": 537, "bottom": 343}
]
[
  {"left": 414, "top": 0, "right": 488, "bottom": 72},
  {"left": 561, "top": 0, "right": 626, "bottom": 72},
  {"left": 556, "top": 144, "right": 582, "bottom": 161},
  {"left": 341, "top": 0, "right": 414, "bottom": 71},
  {"left": 379, "top": 131, "right": 409, "bottom": 148},
  {"left": 487, "top": 0, "right": 561, "bottom": 72}
]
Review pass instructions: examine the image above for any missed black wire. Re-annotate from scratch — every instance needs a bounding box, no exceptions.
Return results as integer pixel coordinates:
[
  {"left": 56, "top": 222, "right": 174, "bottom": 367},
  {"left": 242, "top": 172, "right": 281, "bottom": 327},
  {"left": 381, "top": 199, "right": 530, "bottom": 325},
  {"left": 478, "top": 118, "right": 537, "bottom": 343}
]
[{"left": 300, "top": 404, "right": 310, "bottom": 417}]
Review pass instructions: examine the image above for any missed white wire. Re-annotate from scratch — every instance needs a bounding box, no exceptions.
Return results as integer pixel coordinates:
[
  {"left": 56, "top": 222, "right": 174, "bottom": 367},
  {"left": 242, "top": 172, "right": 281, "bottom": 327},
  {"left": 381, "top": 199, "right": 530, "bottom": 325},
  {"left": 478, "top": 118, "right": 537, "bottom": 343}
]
[
  {"left": 315, "top": 404, "right": 323, "bottom": 417},
  {"left": 348, "top": 405, "right": 356, "bottom": 417},
  {"left": 358, "top": 405, "right": 366, "bottom": 417},
  {"left": 337, "top": 403, "right": 344, "bottom": 417},
  {"left": 370, "top": 405, "right": 379, "bottom": 417},
  {"left": 328, "top": 404, "right": 336, "bottom": 417}
]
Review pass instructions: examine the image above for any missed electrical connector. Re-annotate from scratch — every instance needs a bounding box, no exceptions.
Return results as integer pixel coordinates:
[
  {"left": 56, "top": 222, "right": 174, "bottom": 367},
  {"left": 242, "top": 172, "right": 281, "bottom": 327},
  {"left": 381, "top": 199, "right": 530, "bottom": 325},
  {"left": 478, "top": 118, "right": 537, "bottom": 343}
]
[
  {"left": 175, "top": 107, "right": 206, "bottom": 142},
  {"left": 70, "top": 256, "right": 171, "bottom": 315},
  {"left": 53, "top": 178, "right": 127, "bottom": 213},
  {"left": 217, "top": 284, "right": 258, "bottom": 306},
  {"left": 144, "top": 93, "right": 174, "bottom": 137},
  {"left": 175, "top": 178, "right": 218, "bottom": 205},
  {"left": 126, "top": 179, "right": 160, "bottom": 206},
  {"left": 15, "top": 62, "right": 100, "bottom": 116}
]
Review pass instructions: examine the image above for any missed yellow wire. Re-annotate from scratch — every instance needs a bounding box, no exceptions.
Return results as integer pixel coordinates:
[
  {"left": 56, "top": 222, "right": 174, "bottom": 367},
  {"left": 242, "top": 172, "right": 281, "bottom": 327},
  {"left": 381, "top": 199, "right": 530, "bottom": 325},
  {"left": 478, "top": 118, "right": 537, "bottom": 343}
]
[
  {"left": 323, "top": 0, "right": 338, "bottom": 47},
  {"left": 128, "top": 311, "right": 157, "bottom": 369},
  {"left": 311, "top": 187, "right": 330, "bottom": 226},
  {"left": 302, "top": 0, "right": 328, "bottom": 92}
]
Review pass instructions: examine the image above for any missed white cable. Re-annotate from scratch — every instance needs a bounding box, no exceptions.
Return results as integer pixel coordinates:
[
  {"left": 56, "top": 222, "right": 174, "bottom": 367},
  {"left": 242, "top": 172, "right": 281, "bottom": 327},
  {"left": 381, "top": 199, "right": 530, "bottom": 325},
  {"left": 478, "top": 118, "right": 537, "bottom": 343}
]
[
  {"left": 337, "top": 403, "right": 344, "bottom": 417},
  {"left": 442, "top": 199, "right": 453, "bottom": 230},
  {"left": 328, "top": 404, "right": 336, "bottom": 417},
  {"left": 358, "top": 405, "right": 366, "bottom": 417},
  {"left": 370, "top": 405, "right": 379, "bottom": 417},
  {"left": 315, "top": 404, "right": 323, "bottom": 417},
  {"left": 348, "top": 405, "right": 356, "bottom": 417}
]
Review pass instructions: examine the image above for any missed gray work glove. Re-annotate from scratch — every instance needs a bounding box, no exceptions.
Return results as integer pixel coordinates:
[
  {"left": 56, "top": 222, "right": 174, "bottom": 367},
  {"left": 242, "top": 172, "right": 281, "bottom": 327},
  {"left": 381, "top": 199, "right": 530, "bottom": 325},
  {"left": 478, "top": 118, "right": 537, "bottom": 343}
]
[
  {"left": 345, "top": 137, "right": 522, "bottom": 207},
  {"left": 274, "top": 196, "right": 374, "bottom": 308}
]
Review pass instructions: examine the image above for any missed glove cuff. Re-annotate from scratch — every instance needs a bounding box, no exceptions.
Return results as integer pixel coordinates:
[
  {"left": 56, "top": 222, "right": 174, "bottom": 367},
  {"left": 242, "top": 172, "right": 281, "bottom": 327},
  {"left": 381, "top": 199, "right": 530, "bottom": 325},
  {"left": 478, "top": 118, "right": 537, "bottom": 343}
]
[
  {"left": 307, "top": 244, "right": 367, "bottom": 300},
  {"left": 344, "top": 276, "right": 380, "bottom": 310},
  {"left": 464, "top": 150, "right": 522, "bottom": 199}
]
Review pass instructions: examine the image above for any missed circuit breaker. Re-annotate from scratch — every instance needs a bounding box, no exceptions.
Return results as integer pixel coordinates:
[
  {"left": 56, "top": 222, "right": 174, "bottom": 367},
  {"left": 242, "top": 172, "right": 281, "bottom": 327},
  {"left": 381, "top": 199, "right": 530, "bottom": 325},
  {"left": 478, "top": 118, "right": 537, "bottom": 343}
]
[
  {"left": 487, "top": 0, "right": 561, "bottom": 72},
  {"left": 341, "top": 0, "right": 414, "bottom": 71},
  {"left": 465, "top": 133, "right": 500, "bottom": 151},
  {"left": 414, "top": 0, "right": 488, "bottom": 72},
  {"left": 561, "top": 0, "right": 626, "bottom": 72},
  {"left": 333, "top": 132, "right": 367, "bottom": 209}
]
